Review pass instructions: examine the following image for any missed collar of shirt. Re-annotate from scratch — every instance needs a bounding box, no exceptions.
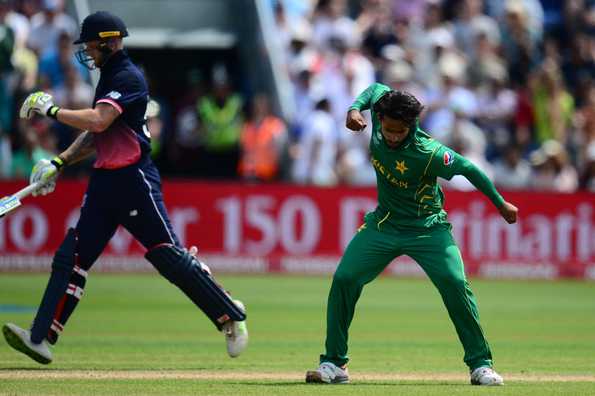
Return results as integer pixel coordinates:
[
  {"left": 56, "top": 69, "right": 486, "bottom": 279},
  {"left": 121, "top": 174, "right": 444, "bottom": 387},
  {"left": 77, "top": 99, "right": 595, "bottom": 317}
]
[{"left": 100, "top": 49, "right": 128, "bottom": 74}]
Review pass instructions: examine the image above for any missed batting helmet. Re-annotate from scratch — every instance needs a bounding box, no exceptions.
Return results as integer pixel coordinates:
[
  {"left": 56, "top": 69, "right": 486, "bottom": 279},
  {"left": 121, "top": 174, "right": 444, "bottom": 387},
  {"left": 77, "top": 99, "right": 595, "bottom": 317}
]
[{"left": 74, "top": 11, "right": 129, "bottom": 44}]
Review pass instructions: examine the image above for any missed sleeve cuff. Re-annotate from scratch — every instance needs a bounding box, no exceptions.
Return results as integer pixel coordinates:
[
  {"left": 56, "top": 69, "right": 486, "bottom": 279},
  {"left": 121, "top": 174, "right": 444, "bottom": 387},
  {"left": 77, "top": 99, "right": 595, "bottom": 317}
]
[{"left": 96, "top": 98, "right": 123, "bottom": 114}]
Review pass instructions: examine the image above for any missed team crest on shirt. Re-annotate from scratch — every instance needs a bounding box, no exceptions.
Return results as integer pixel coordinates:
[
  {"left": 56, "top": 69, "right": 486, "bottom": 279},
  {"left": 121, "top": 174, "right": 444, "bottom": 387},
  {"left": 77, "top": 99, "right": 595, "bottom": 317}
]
[
  {"left": 395, "top": 160, "right": 408, "bottom": 175},
  {"left": 107, "top": 91, "right": 122, "bottom": 99},
  {"left": 443, "top": 151, "right": 454, "bottom": 166}
]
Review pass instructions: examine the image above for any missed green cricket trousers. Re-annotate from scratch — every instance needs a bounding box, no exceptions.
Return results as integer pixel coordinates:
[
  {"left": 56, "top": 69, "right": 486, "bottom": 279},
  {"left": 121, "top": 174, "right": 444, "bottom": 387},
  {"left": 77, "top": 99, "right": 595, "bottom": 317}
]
[{"left": 320, "top": 213, "right": 493, "bottom": 370}]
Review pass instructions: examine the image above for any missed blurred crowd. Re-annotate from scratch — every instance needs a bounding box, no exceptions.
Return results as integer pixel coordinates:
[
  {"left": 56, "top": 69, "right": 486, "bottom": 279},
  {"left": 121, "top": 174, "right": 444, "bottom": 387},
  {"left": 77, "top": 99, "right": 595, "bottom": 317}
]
[
  {"left": 272, "top": 0, "right": 595, "bottom": 192},
  {"left": 1, "top": 0, "right": 594, "bottom": 192},
  {"left": 0, "top": 0, "right": 93, "bottom": 179}
]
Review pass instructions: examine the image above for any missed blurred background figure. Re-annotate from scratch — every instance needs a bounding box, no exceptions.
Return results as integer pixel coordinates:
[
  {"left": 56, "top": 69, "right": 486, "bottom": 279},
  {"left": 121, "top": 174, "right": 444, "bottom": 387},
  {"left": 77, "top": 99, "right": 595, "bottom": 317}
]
[
  {"left": 197, "top": 64, "right": 243, "bottom": 179},
  {"left": 530, "top": 139, "right": 578, "bottom": 192},
  {"left": 580, "top": 142, "right": 595, "bottom": 192},
  {"left": 9, "top": 119, "right": 55, "bottom": 179},
  {"left": 238, "top": 93, "right": 288, "bottom": 182},
  {"left": 492, "top": 143, "right": 532, "bottom": 190},
  {"left": 146, "top": 99, "right": 163, "bottom": 159},
  {"left": 38, "top": 30, "right": 88, "bottom": 92},
  {"left": 0, "top": 0, "right": 15, "bottom": 178},
  {"left": 291, "top": 97, "right": 338, "bottom": 186},
  {"left": 27, "top": 0, "right": 76, "bottom": 57}
]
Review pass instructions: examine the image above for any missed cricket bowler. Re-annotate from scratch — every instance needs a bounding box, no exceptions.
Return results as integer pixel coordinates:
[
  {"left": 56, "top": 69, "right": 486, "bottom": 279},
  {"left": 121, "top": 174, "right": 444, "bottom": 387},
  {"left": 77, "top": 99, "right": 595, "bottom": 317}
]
[
  {"left": 2, "top": 11, "right": 248, "bottom": 364},
  {"left": 305, "top": 84, "right": 518, "bottom": 385}
]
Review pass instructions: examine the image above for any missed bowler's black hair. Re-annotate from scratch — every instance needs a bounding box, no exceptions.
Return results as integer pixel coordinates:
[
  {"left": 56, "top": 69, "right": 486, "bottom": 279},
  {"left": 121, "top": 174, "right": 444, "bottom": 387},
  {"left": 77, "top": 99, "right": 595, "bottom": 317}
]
[{"left": 373, "top": 90, "right": 424, "bottom": 125}]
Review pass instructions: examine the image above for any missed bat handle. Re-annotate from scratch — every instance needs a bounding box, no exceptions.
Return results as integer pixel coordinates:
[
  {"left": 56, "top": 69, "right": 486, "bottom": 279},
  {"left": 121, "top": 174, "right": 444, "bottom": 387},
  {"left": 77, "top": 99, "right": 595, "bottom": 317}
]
[{"left": 14, "top": 181, "right": 44, "bottom": 200}]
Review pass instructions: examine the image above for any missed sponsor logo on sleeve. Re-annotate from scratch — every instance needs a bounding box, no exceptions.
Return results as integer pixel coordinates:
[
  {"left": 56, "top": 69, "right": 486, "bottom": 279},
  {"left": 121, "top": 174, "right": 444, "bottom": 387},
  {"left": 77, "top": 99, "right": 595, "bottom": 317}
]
[
  {"left": 443, "top": 151, "right": 454, "bottom": 166},
  {"left": 107, "top": 91, "right": 122, "bottom": 100}
]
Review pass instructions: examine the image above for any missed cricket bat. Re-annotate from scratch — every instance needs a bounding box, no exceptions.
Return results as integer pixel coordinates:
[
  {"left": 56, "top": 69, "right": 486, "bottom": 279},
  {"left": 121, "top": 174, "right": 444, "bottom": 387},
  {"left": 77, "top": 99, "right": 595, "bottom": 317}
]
[{"left": 0, "top": 181, "right": 44, "bottom": 218}]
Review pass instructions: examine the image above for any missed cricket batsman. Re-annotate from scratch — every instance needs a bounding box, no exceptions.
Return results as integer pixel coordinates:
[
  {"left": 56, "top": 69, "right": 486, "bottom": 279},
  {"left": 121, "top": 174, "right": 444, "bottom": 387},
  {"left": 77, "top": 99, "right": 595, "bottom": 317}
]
[
  {"left": 305, "top": 84, "right": 518, "bottom": 385},
  {"left": 2, "top": 11, "right": 248, "bottom": 364}
]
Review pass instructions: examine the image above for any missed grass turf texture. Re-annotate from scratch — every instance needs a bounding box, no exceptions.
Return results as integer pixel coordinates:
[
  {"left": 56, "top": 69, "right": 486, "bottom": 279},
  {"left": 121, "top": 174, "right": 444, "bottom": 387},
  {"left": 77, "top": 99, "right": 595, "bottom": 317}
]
[{"left": 0, "top": 274, "right": 594, "bottom": 395}]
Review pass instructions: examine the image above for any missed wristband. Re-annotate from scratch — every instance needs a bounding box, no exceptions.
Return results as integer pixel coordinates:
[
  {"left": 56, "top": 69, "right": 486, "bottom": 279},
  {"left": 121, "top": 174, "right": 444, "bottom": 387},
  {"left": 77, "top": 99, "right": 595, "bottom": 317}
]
[
  {"left": 50, "top": 156, "right": 65, "bottom": 170},
  {"left": 47, "top": 106, "right": 60, "bottom": 119}
]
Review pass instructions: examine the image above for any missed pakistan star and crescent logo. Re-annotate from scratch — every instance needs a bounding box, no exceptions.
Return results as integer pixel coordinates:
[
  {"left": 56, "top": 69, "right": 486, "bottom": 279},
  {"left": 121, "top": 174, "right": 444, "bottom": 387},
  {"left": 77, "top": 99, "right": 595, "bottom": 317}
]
[{"left": 395, "top": 160, "right": 408, "bottom": 175}]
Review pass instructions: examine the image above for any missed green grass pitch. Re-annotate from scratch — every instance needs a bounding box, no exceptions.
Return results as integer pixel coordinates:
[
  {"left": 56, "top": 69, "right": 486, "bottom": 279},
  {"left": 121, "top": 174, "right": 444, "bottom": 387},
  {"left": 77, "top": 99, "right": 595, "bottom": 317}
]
[{"left": 0, "top": 273, "right": 594, "bottom": 395}]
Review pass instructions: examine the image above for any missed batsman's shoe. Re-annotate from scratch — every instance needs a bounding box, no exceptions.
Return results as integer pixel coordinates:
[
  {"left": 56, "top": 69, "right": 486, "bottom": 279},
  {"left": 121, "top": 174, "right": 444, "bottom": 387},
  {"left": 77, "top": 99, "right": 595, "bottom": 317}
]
[
  {"left": 305, "top": 362, "right": 350, "bottom": 384},
  {"left": 222, "top": 300, "right": 248, "bottom": 358},
  {"left": 470, "top": 366, "right": 504, "bottom": 386},
  {"left": 2, "top": 323, "right": 52, "bottom": 364}
]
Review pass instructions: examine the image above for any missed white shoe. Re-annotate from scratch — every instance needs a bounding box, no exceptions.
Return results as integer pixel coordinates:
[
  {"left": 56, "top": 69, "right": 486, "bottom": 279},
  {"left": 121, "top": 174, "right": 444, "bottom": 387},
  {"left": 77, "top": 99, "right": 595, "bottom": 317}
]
[
  {"left": 470, "top": 366, "right": 504, "bottom": 385},
  {"left": 222, "top": 300, "right": 248, "bottom": 358},
  {"left": 305, "top": 362, "right": 350, "bottom": 384},
  {"left": 2, "top": 323, "right": 52, "bottom": 364}
]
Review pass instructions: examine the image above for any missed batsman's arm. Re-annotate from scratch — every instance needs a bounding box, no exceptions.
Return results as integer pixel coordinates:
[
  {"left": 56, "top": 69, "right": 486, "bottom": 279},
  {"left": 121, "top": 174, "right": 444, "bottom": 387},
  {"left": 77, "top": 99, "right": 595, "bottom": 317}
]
[
  {"left": 59, "top": 131, "right": 96, "bottom": 166},
  {"left": 21, "top": 92, "right": 120, "bottom": 132},
  {"left": 51, "top": 103, "right": 120, "bottom": 133}
]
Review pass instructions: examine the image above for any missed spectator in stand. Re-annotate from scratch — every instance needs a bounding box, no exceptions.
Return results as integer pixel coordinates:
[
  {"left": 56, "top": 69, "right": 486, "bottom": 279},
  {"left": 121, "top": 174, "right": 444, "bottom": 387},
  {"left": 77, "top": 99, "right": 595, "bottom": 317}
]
[
  {"left": 272, "top": 0, "right": 293, "bottom": 60},
  {"left": 574, "top": 83, "right": 595, "bottom": 172},
  {"left": 291, "top": 68, "right": 315, "bottom": 139},
  {"left": 5, "top": 0, "right": 37, "bottom": 93},
  {"left": 442, "top": 108, "right": 494, "bottom": 191},
  {"left": 576, "top": 83, "right": 595, "bottom": 139},
  {"left": 38, "top": 30, "right": 89, "bottom": 91},
  {"left": 530, "top": 139, "right": 578, "bottom": 192},
  {"left": 391, "top": 0, "right": 427, "bottom": 23},
  {"left": 383, "top": 57, "right": 424, "bottom": 99},
  {"left": 18, "top": 0, "right": 40, "bottom": 20},
  {"left": 311, "top": 0, "right": 360, "bottom": 52},
  {"left": 3, "top": 0, "right": 29, "bottom": 50},
  {"left": 169, "top": 69, "right": 207, "bottom": 174},
  {"left": 9, "top": 121, "right": 55, "bottom": 179},
  {"left": 0, "top": 0, "right": 14, "bottom": 178},
  {"left": 51, "top": 62, "right": 93, "bottom": 110},
  {"left": 336, "top": 114, "right": 375, "bottom": 186},
  {"left": 146, "top": 99, "right": 163, "bottom": 159},
  {"left": 197, "top": 64, "right": 243, "bottom": 179},
  {"left": 407, "top": 2, "right": 453, "bottom": 90},
  {"left": 291, "top": 97, "right": 338, "bottom": 185},
  {"left": 474, "top": 61, "right": 517, "bottom": 159},
  {"left": 467, "top": 31, "right": 506, "bottom": 89},
  {"left": 286, "top": 20, "right": 320, "bottom": 80},
  {"left": 342, "top": 35, "right": 375, "bottom": 100},
  {"left": 315, "top": 36, "right": 354, "bottom": 126},
  {"left": 358, "top": 0, "right": 398, "bottom": 69},
  {"left": 27, "top": 0, "right": 76, "bottom": 57},
  {"left": 238, "top": 93, "right": 288, "bottom": 182},
  {"left": 452, "top": 0, "right": 500, "bottom": 59},
  {"left": 499, "top": 1, "right": 540, "bottom": 86},
  {"left": 486, "top": 0, "right": 544, "bottom": 40},
  {"left": 423, "top": 51, "right": 478, "bottom": 144},
  {"left": 50, "top": 62, "right": 93, "bottom": 155},
  {"left": 580, "top": 142, "right": 595, "bottom": 191},
  {"left": 529, "top": 60, "right": 575, "bottom": 145},
  {"left": 561, "top": 31, "right": 595, "bottom": 102},
  {"left": 492, "top": 143, "right": 532, "bottom": 190}
]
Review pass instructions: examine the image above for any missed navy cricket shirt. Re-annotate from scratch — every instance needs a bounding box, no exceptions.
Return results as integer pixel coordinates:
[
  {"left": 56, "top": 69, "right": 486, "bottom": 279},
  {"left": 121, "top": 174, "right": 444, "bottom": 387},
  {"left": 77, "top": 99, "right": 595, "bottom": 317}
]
[{"left": 92, "top": 50, "right": 151, "bottom": 169}]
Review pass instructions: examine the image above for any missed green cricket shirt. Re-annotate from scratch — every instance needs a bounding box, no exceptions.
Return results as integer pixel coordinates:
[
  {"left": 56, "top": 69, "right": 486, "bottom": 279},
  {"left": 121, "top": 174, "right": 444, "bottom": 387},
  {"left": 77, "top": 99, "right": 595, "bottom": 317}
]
[{"left": 349, "top": 83, "right": 505, "bottom": 229}]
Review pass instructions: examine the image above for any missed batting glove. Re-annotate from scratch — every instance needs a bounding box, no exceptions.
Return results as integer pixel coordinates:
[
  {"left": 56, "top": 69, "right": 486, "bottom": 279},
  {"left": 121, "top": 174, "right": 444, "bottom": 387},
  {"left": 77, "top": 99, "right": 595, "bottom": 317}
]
[
  {"left": 30, "top": 157, "right": 65, "bottom": 196},
  {"left": 20, "top": 91, "right": 60, "bottom": 119}
]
